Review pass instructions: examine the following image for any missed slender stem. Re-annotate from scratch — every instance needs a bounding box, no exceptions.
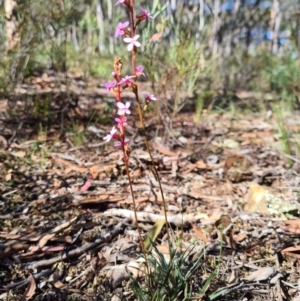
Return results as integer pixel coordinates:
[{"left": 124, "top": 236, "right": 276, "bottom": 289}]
[
  {"left": 129, "top": 1, "right": 136, "bottom": 76},
  {"left": 129, "top": 0, "right": 172, "bottom": 261},
  {"left": 126, "top": 0, "right": 152, "bottom": 290},
  {"left": 134, "top": 91, "right": 172, "bottom": 260},
  {"left": 123, "top": 151, "right": 151, "bottom": 278}
]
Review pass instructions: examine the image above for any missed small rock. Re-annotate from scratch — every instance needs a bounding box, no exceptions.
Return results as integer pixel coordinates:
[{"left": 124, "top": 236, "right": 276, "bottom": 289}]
[
  {"left": 207, "top": 154, "right": 219, "bottom": 164},
  {"left": 178, "top": 136, "right": 188, "bottom": 144}
]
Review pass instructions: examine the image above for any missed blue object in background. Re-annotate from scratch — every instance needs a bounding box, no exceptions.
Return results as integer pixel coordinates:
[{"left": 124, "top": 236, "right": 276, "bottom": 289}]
[{"left": 220, "top": 1, "right": 234, "bottom": 11}]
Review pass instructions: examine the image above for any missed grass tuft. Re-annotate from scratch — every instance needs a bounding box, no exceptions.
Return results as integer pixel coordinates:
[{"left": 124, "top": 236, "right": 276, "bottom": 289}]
[{"left": 129, "top": 241, "right": 206, "bottom": 301}]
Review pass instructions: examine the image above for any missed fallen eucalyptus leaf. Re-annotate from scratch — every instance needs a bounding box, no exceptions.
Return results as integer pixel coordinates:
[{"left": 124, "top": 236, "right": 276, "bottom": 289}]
[
  {"left": 243, "top": 267, "right": 274, "bottom": 282},
  {"left": 20, "top": 274, "right": 36, "bottom": 301}
]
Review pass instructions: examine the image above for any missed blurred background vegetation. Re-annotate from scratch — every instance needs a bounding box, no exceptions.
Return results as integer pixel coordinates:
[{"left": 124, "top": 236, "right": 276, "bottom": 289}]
[{"left": 0, "top": 0, "right": 299, "bottom": 115}]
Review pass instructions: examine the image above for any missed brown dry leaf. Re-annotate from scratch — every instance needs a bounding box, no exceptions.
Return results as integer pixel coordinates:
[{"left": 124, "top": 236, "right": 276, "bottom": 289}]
[
  {"left": 74, "top": 193, "right": 122, "bottom": 205},
  {"left": 75, "top": 107, "right": 83, "bottom": 117},
  {"left": 281, "top": 246, "right": 300, "bottom": 259},
  {"left": 27, "top": 245, "right": 65, "bottom": 253},
  {"left": 195, "top": 160, "right": 207, "bottom": 169},
  {"left": 52, "top": 156, "right": 88, "bottom": 174},
  {"left": 51, "top": 216, "right": 77, "bottom": 233},
  {"left": 53, "top": 279, "right": 65, "bottom": 289},
  {"left": 192, "top": 223, "right": 210, "bottom": 243},
  {"left": 224, "top": 155, "right": 242, "bottom": 170},
  {"left": 52, "top": 270, "right": 65, "bottom": 289},
  {"left": 156, "top": 245, "right": 169, "bottom": 254},
  {"left": 183, "top": 160, "right": 209, "bottom": 174},
  {"left": 5, "top": 169, "right": 12, "bottom": 181},
  {"left": 280, "top": 219, "right": 300, "bottom": 234},
  {"left": 10, "top": 150, "right": 26, "bottom": 158},
  {"left": 152, "top": 245, "right": 171, "bottom": 263},
  {"left": 65, "top": 165, "right": 87, "bottom": 174},
  {"left": 241, "top": 132, "right": 259, "bottom": 139},
  {"left": 215, "top": 216, "right": 231, "bottom": 241},
  {"left": 87, "top": 164, "right": 116, "bottom": 178},
  {"left": 0, "top": 243, "right": 28, "bottom": 259},
  {"left": 243, "top": 267, "right": 275, "bottom": 282},
  {"left": 233, "top": 232, "right": 247, "bottom": 242},
  {"left": 0, "top": 232, "right": 39, "bottom": 241},
  {"left": 151, "top": 144, "right": 178, "bottom": 157},
  {"left": 240, "top": 132, "right": 264, "bottom": 146},
  {"left": 118, "top": 196, "right": 148, "bottom": 205},
  {"left": 38, "top": 233, "right": 56, "bottom": 248},
  {"left": 89, "top": 165, "right": 100, "bottom": 179},
  {"left": 20, "top": 274, "right": 36, "bottom": 301},
  {"left": 226, "top": 230, "right": 237, "bottom": 250}
]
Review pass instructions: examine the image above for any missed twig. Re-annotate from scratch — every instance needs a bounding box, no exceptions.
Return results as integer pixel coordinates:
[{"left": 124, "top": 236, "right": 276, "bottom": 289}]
[
  {"left": 2, "top": 190, "right": 18, "bottom": 197},
  {"left": 4, "top": 269, "right": 53, "bottom": 290},
  {"left": 282, "top": 153, "right": 300, "bottom": 164},
  {"left": 281, "top": 280, "right": 300, "bottom": 291},
  {"left": 8, "top": 121, "right": 23, "bottom": 146},
  {"left": 22, "top": 221, "right": 125, "bottom": 270},
  {"left": 274, "top": 253, "right": 283, "bottom": 301},
  {"left": 103, "top": 208, "right": 208, "bottom": 226}
]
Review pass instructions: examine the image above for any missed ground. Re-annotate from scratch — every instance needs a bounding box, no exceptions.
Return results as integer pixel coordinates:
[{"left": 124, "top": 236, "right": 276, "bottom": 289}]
[{"left": 1, "top": 70, "right": 300, "bottom": 301}]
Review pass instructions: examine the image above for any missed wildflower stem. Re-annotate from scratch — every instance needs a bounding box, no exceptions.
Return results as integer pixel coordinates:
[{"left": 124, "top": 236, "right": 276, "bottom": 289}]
[
  {"left": 129, "top": 0, "right": 137, "bottom": 77},
  {"left": 129, "top": 0, "right": 172, "bottom": 262},
  {"left": 122, "top": 152, "right": 151, "bottom": 281},
  {"left": 134, "top": 91, "right": 172, "bottom": 261}
]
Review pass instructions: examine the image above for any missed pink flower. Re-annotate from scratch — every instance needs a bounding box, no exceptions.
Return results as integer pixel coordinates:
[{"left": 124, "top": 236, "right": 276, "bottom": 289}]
[
  {"left": 119, "top": 75, "right": 135, "bottom": 85},
  {"left": 143, "top": 92, "right": 158, "bottom": 102},
  {"left": 117, "top": 101, "right": 131, "bottom": 115},
  {"left": 138, "top": 8, "right": 154, "bottom": 20},
  {"left": 115, "top": 117, "right": 127, "bottom": 128},
  {"left": 105, "top": 81, "right": 117, "bottom": 93},
  {"left": 103, "top": 126, "right": 117, "bottom": 142},
  {"left": 114, "top": 138, "right": 129, "bottom": 147},
  {"left": 135, "top": 65, "right": 145, "bottom": 77},
  {"left": 115, "top": 0, "right": 126, "bottom": 5},
  {"left": 123, "top": 35, "right": 141, "bottom": 51},
  {"left": 115, "top": 21, "right": 129, "bottom": 37}
]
